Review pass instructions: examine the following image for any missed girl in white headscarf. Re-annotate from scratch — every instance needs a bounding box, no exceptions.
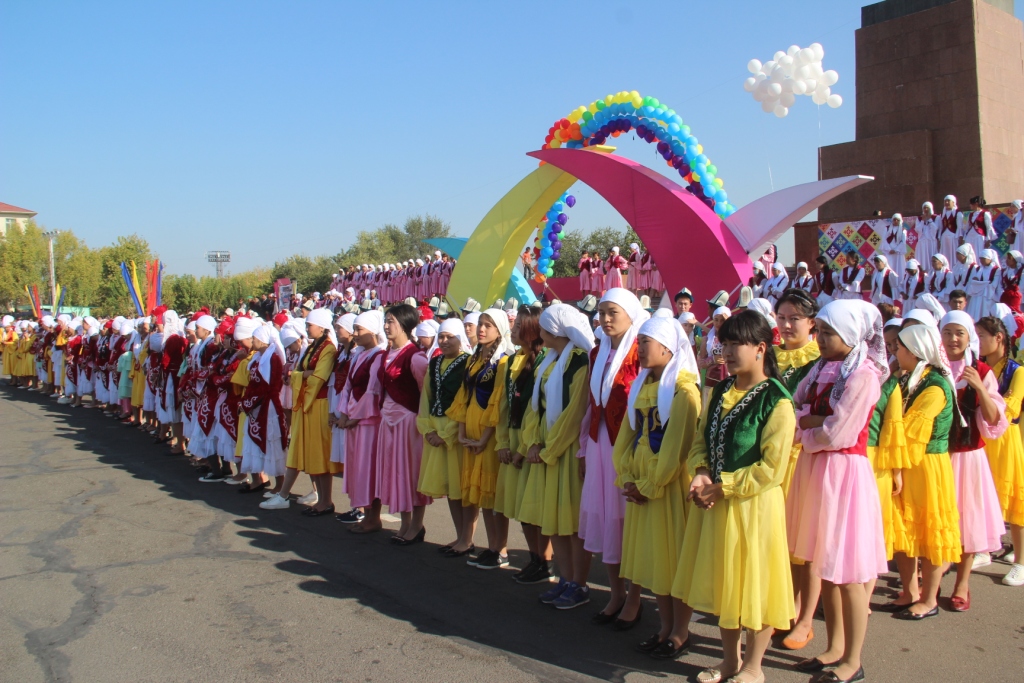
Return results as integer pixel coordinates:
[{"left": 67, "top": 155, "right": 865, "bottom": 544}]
[
  {"left": 116, "top": 320, "right": 136, "bottom": 418},
  {"left": 626, "top": 243, "right": 642, "bottom": 293},
  {"left": 579, "top": 289, "right": 649, "bottom": 623},
  {"left": 888, "top": 322, "right": 960, "bottom": 619},
  {"left": 938, "top": 311, "right": 1007, "bottom": 609},
  {"left": 612, "top": 315, "right": 700, "bottom": 657},
  {"left": 926, "top": 254, "right": 953, "bottom": 303},
  {"left": 416, "top": 318, "right": 473, "bottom": 553},
  {"left": 900, "top": 258, "right": 926, "bottom": 313},
  {"left": 1001, "top": 250, "right": 1024, "bottom": 313},
  {"left": 974, "top": 314, "right": 1024, "bottom": 586},
  {"left": 519, "top": 304, "right": 595, "bottom": 609},
  {"left": 913, "top": 292, "right": 947, "bottom": 324},
  {"left": 239, "top": 325, "right": 289, "bottom": 492},
  {"left": 155, "top": 310, "right": 188, "bottom": 453},
  {"left": 915, "top": 201, "right": 940, "bottom": 269},
  {"left": 766, "top": 263, "right": 790, "bottom": 305},
  {"left": 967, "top": 248, "right": 1001, "bottom": 319},
  {"left": 870, "top": 254, "right": 899, "bottom": 306},
  {"left": 327, "top": 313, "right": 357, "bottom": 474},
  {"left": 698, "top": 306, "right": 732, "bottom": 407},
  {"left": 785, "top": 300, "right": 889, "bottom": 679},
  {"left": 953, "top": 244, "right": 978, "bottom": 305},
  {"left": 939, "top": 195, "right": 962, "bottom": 264},
  {"left": 883, "top": 213, "right": 908, "bottom": 279},
  {"left": 604, "top": 246, "right": 628, "bottom": 293},
  {"left": 446, "top": 309, "right": 517, "bottom": 567}
]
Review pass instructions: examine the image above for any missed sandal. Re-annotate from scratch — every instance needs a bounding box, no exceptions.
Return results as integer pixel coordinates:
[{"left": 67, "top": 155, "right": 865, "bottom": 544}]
[{"left": 698, "top": 668, "right": 734, "bottom": 683}]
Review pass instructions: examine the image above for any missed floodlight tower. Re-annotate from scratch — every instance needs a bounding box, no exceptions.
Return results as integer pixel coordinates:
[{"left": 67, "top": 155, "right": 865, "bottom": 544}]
[
  {"left": 42, "top": 230, "right": 59, "bottom": 312},
  {"left": 206, "top": 250, "right": 230, "bottom": 278}
]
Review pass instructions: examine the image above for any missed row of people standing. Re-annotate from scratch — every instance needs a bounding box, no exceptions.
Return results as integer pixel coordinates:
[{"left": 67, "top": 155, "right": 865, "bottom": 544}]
[{"left": 578, "top": 245, "right": 664, "bottom": 298}]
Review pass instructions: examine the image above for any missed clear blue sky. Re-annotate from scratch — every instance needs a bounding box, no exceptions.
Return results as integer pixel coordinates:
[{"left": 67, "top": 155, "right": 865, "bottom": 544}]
[{"left": 3, "top": 0, "right": 1020, "bottom": 276}]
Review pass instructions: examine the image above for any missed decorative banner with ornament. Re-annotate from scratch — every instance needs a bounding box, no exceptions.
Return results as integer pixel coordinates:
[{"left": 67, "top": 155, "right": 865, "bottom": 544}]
[{"left": 818, "top": 207, "right": 1015, "bottom": 274}]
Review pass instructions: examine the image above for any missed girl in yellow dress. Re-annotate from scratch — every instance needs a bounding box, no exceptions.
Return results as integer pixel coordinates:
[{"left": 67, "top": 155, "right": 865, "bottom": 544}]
[
  {"left": 976, "top": 314, "right": 1024, "bottom": 586},
  {"left": 447, "top": 309, "right": 515, "bottom": 568},
  {"left": 1, "top": 316, "right": 16, "bottom": 381},
  {"left": 416, "top": 319, "right": 471, "bottom": 551},
  {"left": 613, "top": 316, "right": 700, "bottom": 660},
  {"left": 772, "top": 289, "right": 822, "bottom": 652},
  {"left": 519, "top": 304, "right": 595, "bottom": 609},
  {"left": 496, "top": 307, "right": 555, "bottom": 584},
  {"left": 887, "top": 323, "right": 961, "bottom": 618},
  {"left": 672, "top": 309, "right": 796, "bottom": 683}
]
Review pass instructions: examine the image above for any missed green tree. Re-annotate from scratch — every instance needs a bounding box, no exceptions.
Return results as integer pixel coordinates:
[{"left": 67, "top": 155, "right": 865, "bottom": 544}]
[
  {"left": 92, "top": 235, "right": 154, "bottom": 317},
  {"left": 338, "top": 214, "right": 452, "bottom": 266},
  {"left": 0, "top": 220, "right": 49, "bottom": 311},
  {"left": 53, "top": 231, "right": 101, "bottom": 309}
]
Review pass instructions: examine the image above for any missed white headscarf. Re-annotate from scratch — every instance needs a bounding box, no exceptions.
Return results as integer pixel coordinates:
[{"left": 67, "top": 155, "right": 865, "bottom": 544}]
[
  {"left": 437, "top": 318, "right": 472, "bottom": 353},
  {"left": 590, "top": 289, "right": 649, "bottom": 407},
  {"left": 336, "top": 313, "right": 357, "bottom": 335},
  {"left": 196, "top": 315, "right": 217, "bottom": 333},
  {"left": 956, "top": 243, "right": 976, "bottom": 265},
  {"left": 532, "top": 304, "right": 596, "bottom": 427},
  {"left": 464, "top": 312, "right": 481, "bottom": 326},
  {"left": 899, "top": 323, "right": 953, "bottom": 398},
  {"left": 254, "top": 324, "right": 286, "bottom": 381},
  {"left": 163, "top": 310, "right": 184, "bottom": 336},
  {"left": 914, "top": 294, "right": 946, "bottom": 322},
  {"left": 354, "top": 310, "right": 387, "bottom": 347},
  {"left": 626, "top": 316, "right": 699, "bottom": 429},
  {"left": 746, "top": 298, "right": 777, "bottom": 329},
  {"left": 480, "top": 308, "right": 517, "bottom": 358},
  {"left": 980, "top": 248, "right": 999, "bottom": 263},
  {"left": 905, "top": 309, "right": 938, "bottom": 328},
  {"left": 932, "top": 253, "right": 950, "bottom": 271},
  {"left": 119, "top": 320, "right": 134, "bottom": 336},
  {"left": 233, "top": 317, "right": 258, "bottom": 341},
  {"left": 811, "top": 299, "right": 889, "bottom": 403},
  {"left": 940, "top": 310, "right": 980, "bottom": 365},
  {"left": 306, "top": 307, "right": 337, "bottom": 347},
  {"left": 906, "top": 259, "right": 920, "bottom": 272},
  {"left": 994, "top": 303, "right": 1019, "bottom": 338},
  {"left": 83, "top": 316, "right": 100, "bottom": 337}
]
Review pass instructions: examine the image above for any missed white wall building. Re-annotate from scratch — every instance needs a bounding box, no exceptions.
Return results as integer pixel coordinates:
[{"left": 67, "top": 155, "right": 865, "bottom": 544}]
[{"left": 0, "top": 202, "right": 37, "bottom": 236}]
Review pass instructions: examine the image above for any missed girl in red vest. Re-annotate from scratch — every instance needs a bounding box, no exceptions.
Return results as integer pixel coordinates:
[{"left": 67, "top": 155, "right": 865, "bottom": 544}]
[
  {"left": 580, "top": 289, "right": 647, "bottom": 627},
  {"left": 939, "top": 311, "right": 1007, "bottom": 610},
  {"left": 786, "top": 300, "right": 889, "bottom": 682},
  {"left": 578, "top": 251, "right": 592, "bottom": 295},
  {"left": 378, "top": 304, "right": 431, "bottom": 544},
  {"left": 335, "top": 310, "right": 388, "bottom": 530},
  {"left": 240, "top": 325, "right": 289, "bottom": 491}
]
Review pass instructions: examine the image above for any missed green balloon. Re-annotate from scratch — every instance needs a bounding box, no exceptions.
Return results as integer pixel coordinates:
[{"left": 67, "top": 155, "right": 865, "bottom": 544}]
[
  {"left": 650, "top": 97, "right": 660, "bottom": 108},
  {"left": 707, "top": 164, "right": 718, "bottom": 175},
  {"left": 595, "top": 100, "right": 606, "bottom": 111},
  {"left": 582, "top": 111, "right": 592, "bottom": 121},
  {"left": 557, "top": 231, "right": 565, "bottom": 239}
]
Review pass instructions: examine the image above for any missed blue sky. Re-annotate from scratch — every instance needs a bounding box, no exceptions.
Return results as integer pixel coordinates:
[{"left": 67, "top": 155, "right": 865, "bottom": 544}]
[{"left": 3, "top": 0, "right": 1018, "bottom": 276}]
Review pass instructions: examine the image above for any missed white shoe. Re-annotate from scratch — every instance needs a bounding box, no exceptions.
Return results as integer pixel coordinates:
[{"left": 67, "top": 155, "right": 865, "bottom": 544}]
[
  {"left": 223, "top": 476, "right": 247, "bottom": 485},
  {"left": 297, "top": 491, "right": 318, "bottom": 505},
  {"left": 1005, "top": 551, "right": 1016, "bottom": 564},
  {"left": 49, "top": 393, "right": 60, "bottom": 398},
  {"left": 263, "top": 490, "right": 277, "bottom": 498},
  {"left": 259, "top": 494, "right": 290, "bottom": 510},
  {"left": 57, "top": 397, "right": 71, "bottom": 405},
  {"left": 972, "top": 552, "right": 992, "bottom": 569},
  {"left": 1003, "top": 563, "right": 1024, "bottom": 586}
]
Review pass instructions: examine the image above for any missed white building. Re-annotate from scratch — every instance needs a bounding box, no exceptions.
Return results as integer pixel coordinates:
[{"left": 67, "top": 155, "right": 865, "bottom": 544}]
[{"left": 0, "top": 202, "right": 37, "bottom": 236}]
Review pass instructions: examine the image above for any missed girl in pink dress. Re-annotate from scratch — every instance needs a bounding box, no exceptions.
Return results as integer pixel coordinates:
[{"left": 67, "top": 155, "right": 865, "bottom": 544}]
[
  {"left": 339, "top": 310, "right": 387, "bottom": 532},
  {"left": 939, "top": 311, "right": 1008, "bottom": 610},
  {"left": 580, "top": 288, "right": 648, "bottom": 625},
  {"left": 626, "top": 244, "right": 642, "bottom": 292},
  {"left": 578, "top": 251, "right": 592, "bottom": 295},
  {"left": 648, "top": 252, "right": 664, "bottom": 297},
  {"left": 375, "top": 303, "right": 431, "bottom": 544},
  {"left": 605, "top": 247, "right": 627, "bottom": 293},
  {"left": 786, "top": 299, "right": 889, "bottom": 682}
]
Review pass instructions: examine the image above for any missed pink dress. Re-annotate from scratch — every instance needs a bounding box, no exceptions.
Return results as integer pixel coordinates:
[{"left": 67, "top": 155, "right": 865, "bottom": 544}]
[
  {"left": 578, "top": 258, "right": 591, "bottom": 294},
  {"left": 590, "top": 260, "right": 604, "bottom": 294},
  {"left": 577, "top": 353, "right": 627, "bottom": 564},
  {"left": 341, "top": 348, "right": 383, "bottom": 508},
  {"left": 605, "top": 256, "right": 626, "bottom": 292},
  {"left": 374, "top": 346, "right": 431, "bottom": 513},
  {"left": 626, "top": 250, "right": 642, "bottom": 290},
  {"left": 787, "top": 362, "right": 889, "bottom": 584},
  {"left": 948, "top": 359, "right": 1007, "bottom": 554}
]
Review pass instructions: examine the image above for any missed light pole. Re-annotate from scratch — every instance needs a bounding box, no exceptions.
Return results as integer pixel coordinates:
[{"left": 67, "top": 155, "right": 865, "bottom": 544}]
[
  {"left": 42, "top": 230, "right": 59, "bottom": 313},
  {"left": 206, "top": 251, "right": 231, "bottom": 278}
]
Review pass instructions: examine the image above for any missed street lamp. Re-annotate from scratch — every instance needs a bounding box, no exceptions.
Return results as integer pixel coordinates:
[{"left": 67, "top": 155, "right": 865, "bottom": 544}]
[{"left": 42, "top": 230, "right": 59, "bottom": 313}]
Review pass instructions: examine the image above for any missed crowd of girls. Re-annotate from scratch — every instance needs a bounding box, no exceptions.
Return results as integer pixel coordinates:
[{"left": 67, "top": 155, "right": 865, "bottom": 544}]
[{"left": 5, "top": 280, "right": 1024, "bottom": 683}]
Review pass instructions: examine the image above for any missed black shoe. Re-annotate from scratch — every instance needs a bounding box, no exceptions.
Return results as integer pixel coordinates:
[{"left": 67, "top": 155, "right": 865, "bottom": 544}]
[
  {"left": 635, "top": 633, "right": 663, "bottom": 654},
  {"left": 796, "top": 657, "right": 839, "bottom": 673},
  {"left": 613, "top": 602, "right": 644, "bottom": 631},
  {"left": 467, "top": 549, "right": 494, "bottom": 567},
  {"left": 875, "top": 599, "right": 914, "bottom": 613},
  {"left": 591, "top": 607, "right": 621, "bottom": 625},
  {"left": 301, "top": 505, "right": 336, "bottom": 517},
  {"left": 444, "top": 544, "right": 476, "bottom": 558},
  {"left": 515, "top": 562, "right": 555, "bottom": 584},
  {"left": 198, "top": 472, "right": 226, "bottom": 482},
  {"left": 393, "top": 527, "right": 426, "bottom": 546},
  {"left": 815, "top": 667, "right": 865, "bottom": 683},
  {"left": 648, "top": 636, "right": 689, "bottom": 660},
  {"left": 335, "top": 508, "right": 365, "bottom": 524},
  {"left": 513, "top": 554, "right": 540, "bottom": 581},
  {"left": 475, "top": 551, "right": 509, "bottom": 570},
  {"left": 894, "top": 605, "right": 938, "bottom": 620}
]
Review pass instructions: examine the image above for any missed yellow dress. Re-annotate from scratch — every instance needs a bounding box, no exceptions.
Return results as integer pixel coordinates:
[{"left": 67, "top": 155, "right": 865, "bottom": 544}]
[
  {"left": 416, "top": 355, "right": 465, "bottom": 499},
  {"left": 17, "top": 334, "right": 33, "bottom": 376},
  {"left": 775, "top": 341, "right": 820, "bottom": 496},
  {"left": 867, "top": 382, "right": 909, "bottom": 560},
  {"left": 516, "top": 348, "right": 589, "bottom": 536},
  {"left": 671, "top": 386, "right": 797, "bottom": 632},
  {"left": 232, "top": 351, "right": 255, "bottom": 459},
  {"left": 985, "top": 359, "right": 1024, "bottom": 527},
  {"left": 494, "top": 352, "right": 529, "bottom": 518},
  {"left": 614, "top": 374, "right": 700, "bottom": 596},
  {"left": 131, "top": 341, "right": 149, "bottom": 408},
  {"left": 447, "top": 354, "right": 507, "bottom": 509},
  {"left": 287, "top": 340, "right": 340, "bottom": 475},
  {"left": 1, "top": 329, "right": 15, "bottom": 376},
  {"left": 891, "top": 373, "right": 962, "bottom": 566}
]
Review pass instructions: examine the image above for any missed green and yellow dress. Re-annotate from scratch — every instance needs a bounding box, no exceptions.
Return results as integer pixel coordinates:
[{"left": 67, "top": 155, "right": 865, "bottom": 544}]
[{"left": 416, "top": 352, "right": 468, "bottom": 498}]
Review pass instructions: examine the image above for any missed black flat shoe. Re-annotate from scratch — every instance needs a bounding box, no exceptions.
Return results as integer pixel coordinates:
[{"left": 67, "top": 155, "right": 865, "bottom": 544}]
[
  {"left": 894, "top": 605, "right": 938, "bottom": 620},
  {"left": 815, "top": 666, "right": 865, "bottom": 683},
  {"left": 237, "top": 481, "right": 268, "bottom": 494},
  {"left": 635, "top": 634, "right": 662, "bottom": 653},
  {"left": 436, "top": 543, "right": 455, "bottom": 554},
  {"left": 591, "top": 610, "right": 619, "bottom": 625},
  {"left": 875, "top": 599, "right": 914, "bottom": 613},
  {"left": 648, "top": 636, "right": 689, "bottom": 660},
  {"left": 613, "top": 602, "right": 644, "bottom": 631},
  {"left": 443, "top": 544, "right": 475, "bottom": 557},
  {"left": 796, "top": 657, "right": 839, "bottom": 673},
  {"left": 302, "top": 505, "right": 336, "bottom": 517},
  {"left": 393, "top": 527, "right": 426, "bottom": 546}
]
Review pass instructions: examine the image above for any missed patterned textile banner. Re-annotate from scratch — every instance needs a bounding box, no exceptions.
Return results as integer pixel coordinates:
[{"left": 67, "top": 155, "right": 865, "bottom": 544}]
[{"left": 818, "top": 207, "right": 1013, "bottom": 274}]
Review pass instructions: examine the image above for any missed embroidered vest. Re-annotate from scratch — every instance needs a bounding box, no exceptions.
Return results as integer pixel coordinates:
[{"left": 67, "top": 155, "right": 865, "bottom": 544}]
[
  {"left": 464, "top": 351, "right": 502, "bottom": 409},
  {"left": 348, "top": 349, "right": 380, "bottom": 402},
  {"left": 507, "top": 351, "right": 539, "bottom": 430},
  {"left": 941, "top": 211, "right": 958, "bottom": 234},
  {"left": 903, "top": 368, "right": 955, "bottom": 454},
  {"left": 815, "top": 270, "right": 836, "bottom": 295},
  {"left": 997, "top": 358, "right": 1022, "bottom": 425},
  {"left": 632, "top": 385, "right": 669, "bottom": 454},
  {"left": 588, "top": 343, "right": 641, "bottom": 444},
  {"left": 868, "top": 374, "right": 900, "bottom": 448},
  {"left": 950, "top": 360, "right": 991, "bottom": 453},
  {"left": 537, "top": 349, "right": 589, "bottom": 420},
  {"left": 971, "top": 211, "right": 989, "bottom": 236},
  {"left": 378, "top": 343, "right": 422, "bottom": 413},
  {"left": 807, "top": 378, "right": 872, "bottom": 455},
  {"left": 429, "top": 353, "right": 468, "bottom": 417},
  {"left": 704, "top": 377, "right": 791, "bottom": 483}
]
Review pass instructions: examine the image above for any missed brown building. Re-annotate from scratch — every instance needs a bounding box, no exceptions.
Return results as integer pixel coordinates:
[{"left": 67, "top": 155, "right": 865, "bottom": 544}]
[{"left": 817, "top": 0, "right": 1024, "bottom": 221}]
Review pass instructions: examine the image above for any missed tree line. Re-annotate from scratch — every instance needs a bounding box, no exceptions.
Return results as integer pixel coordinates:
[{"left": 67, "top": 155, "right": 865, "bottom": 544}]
[{"left": 1, "top": 214, "right": 642, "bottom": 317}]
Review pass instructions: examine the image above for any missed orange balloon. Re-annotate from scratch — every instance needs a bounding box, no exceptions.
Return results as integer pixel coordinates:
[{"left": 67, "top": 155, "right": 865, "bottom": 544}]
[{"left": 611, "top": 130, "right": 621, "bottom": 138}]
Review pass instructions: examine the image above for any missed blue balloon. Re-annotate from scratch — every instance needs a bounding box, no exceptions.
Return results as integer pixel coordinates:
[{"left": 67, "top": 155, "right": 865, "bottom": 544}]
[
  {"left": 696, "top": 154, "right": 709, "bottom": 166},
  {"left": 552, "top": 202, "right": 564, "bottom": 212},
  {"left": 540, "top": 237, "right": 550, "bottom": 247}
]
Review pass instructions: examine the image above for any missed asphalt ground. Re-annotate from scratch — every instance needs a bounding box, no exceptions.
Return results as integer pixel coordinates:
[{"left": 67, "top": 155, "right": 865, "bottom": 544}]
[{"left": 1, "top": 383, "right": 1022, "bottom": 683}]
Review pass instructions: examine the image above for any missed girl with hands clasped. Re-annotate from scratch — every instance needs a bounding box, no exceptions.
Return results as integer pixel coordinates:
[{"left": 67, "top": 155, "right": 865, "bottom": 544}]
[
  {"left": 672, "top": 310, "right": 796, "bottom": 683},
  {"left": 612, "top": 316, "right": 700, "bottom": 660}
]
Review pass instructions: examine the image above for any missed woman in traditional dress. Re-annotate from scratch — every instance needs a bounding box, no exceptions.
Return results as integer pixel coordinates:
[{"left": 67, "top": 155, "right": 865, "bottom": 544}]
[
  {"left": 671, "top": 309, "right": 797, "bottom": 682},
  {"left": 613, "top": 316, "right": 700, "bottom": 658},
  {"left": 240, "top": 325, "right": 288, "bottom": 495},
  {"left": 927, "top": 254, "right": 953, "bottom": 304},
  {"left": 604, "top": 247, "right": 628, "bottom": 293}
]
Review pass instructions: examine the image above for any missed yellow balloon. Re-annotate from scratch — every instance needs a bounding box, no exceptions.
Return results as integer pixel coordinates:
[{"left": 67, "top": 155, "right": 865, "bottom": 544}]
[
  {"left": 588, "top": 103, "right": 598, "bottom": 114},
  {"left": 714, "top": 178, "right": 724, "bottom": 188},
  {"left": 691, "top": 172, "right": 701, "bottom": 182},
  {"left": 604, "top": 94, "right": 614, "bottom": 106},
  {"left": 567, "top": 110, "right": 581, "bottom": 123},
  {"left": 696, "top": 144, "right": 703, "bottom": 154},
  {"left": 550, "top": 139, "right": 561, "bottom": 148},
  {"left": 629, "top": 90, "right": 641, "bottom": 101},
  {"left": 631, "top": 96, "right": 643, "bottom": 108}
]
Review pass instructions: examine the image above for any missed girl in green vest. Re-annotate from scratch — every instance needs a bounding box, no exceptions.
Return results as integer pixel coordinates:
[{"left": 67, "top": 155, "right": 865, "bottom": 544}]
[
  {"left": 416, "top": 319, "right": 472, "bottom": 553},
  {"left": 672, "top": 309, "right": 796, "bottom": 683}
]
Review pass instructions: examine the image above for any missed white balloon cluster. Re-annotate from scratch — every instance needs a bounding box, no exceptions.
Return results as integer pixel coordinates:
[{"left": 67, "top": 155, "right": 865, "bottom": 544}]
[{"left": 743, "top": 43, "right": 843, "bottom": 118}]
